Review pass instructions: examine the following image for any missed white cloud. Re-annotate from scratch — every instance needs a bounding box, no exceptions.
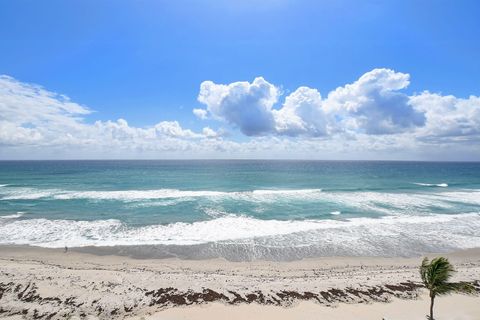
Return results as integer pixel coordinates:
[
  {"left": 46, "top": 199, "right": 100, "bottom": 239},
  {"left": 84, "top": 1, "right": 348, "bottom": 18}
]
[
  {"left": 190, "top": 69, "right": 480, "bottom": 159},
  {"left": 273, "top": 87, "right": 327, "bottom": 136},
  {"left": 196, "top": 69, "right": 426, "bottom": 137},
  {"left": 203, "top": 126, "right": 227, "bottom": 138},
  {"left": 155, "top": 121, "right": 200, "bottom": 138},
  {"left": 193, "top": 108, "right": 208, "bottom": 119},
  {"left": 196, "top": 78, "right": 329, "bottom": 137},
  {"left": 197, "top": 77, "right": 278, "bottom": 136},
  {"left": 1, "top": 71, "right": 479, "bottom": 160},
  {"left": 0, "top": 75, "right": 90, "bottom": 125},
  {"left": 0, "top": 121, "right": 43, "bottom": 146},
  {"left": 0, "top": 75, "right": 219, "bottom": 155},
  {"left": 0, "top": 75, "right": 93, "bottom": 147},
  {"left": 410, "top": 92, "right": 480, "bottom": 142},
  {"left": 323, "top": 68, "right": 425, "bottom": 134}
]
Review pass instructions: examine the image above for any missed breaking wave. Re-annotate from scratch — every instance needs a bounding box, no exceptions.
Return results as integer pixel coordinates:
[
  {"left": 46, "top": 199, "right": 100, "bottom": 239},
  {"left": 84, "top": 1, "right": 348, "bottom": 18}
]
[
  {"left": 2, "top": 186, "right": 480, "bottom": 217},
  {"left": 0, "top": 187, "right": 323, "bottom": 201},
  {"left": 0, "top": 212, "right": 24, "bottom": 219},
  {"left": 413, "top": 182, "right": 448, "bottom": 187},
  {"left": 0, "top": 213, "right": 479, "bottom": 259}
]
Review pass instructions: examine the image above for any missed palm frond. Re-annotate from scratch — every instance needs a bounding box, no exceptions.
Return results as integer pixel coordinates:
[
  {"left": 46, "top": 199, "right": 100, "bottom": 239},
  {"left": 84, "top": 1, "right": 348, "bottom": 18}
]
[
  {"left": 435, "top": 281, "right": 476, "bottom": 296},
  {"left": 420, "top": 257, "right": 430, "bottom": 285},
  {"left": 419, "top": 257, "right": 471, "bottom": 320},
  {"left": 421, "top": 257, "right": 456, "bottom": 291}
]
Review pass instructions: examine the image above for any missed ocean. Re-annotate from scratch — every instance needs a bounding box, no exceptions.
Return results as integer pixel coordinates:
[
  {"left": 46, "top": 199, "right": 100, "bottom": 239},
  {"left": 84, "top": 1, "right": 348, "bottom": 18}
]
[{"left": 0, "top": 160, "right": 479, "bottom": 260}]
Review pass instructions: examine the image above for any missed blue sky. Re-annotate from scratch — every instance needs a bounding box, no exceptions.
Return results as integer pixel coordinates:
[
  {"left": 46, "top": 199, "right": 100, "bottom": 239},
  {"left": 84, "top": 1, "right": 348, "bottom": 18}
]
[{"left": 0, "top": 0, "right": 479, "bottom": 159}]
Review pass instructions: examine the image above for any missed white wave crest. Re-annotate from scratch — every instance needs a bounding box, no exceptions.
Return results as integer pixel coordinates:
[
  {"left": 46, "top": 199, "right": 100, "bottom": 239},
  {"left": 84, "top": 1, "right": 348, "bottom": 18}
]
[
  {"left": 0, "top": 213, "right": 24, "bottom": 219},
  {"left": 54, "top": 189, "right": 227, "bottom": 200},
  {"left": 2, "top": 186, "right": 480, "bottom": 218},
  {"left": 0, "top": 188, "right": 324, "bottom": 202},
  {"left": 0, "top": 187, "right": 62, "bottom": 200},
  {"left": 0, "top": 215, "right": 322, "bottom": 247},
  {"left": 413, "top": 182, "right": 448, "bottom": 187},
  {"left": 251, "top": 189, "right": 321, "bottom": 195},
  {"left": 0, "top": 213, "right": 479, "bottom": 252}
]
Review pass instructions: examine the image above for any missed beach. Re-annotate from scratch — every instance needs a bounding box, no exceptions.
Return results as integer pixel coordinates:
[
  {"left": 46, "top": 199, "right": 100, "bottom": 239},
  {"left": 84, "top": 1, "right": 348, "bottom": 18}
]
[
  {"left": 146, "top": 295, "right": 480, "bottom": 320},
  {"left": 0, "top": 246, "right": 479, "bottom": 319},
  {"left": 1, "top": 161, "right": 480, "bottom": 319},
  {"left": 2, "top": 0, "right": 480, "bottom": 317}
]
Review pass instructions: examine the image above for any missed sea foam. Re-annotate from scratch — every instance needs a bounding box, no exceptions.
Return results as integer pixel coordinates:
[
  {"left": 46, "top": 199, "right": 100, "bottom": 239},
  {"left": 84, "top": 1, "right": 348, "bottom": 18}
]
[
  {"left": 1, "top": 213, "right": 479, "bottom": 256},
  {"left": 2, "top": 186, "right": 480, "bottom": 216},
  {"left": 0, "top": 213, "right": 24, "bottom": 219},
  {"left": 0, "top": 187, "right": 324, "bottom": 201},
  {"left": 413, "top": 182, "right": 448, "bottom": 187}
]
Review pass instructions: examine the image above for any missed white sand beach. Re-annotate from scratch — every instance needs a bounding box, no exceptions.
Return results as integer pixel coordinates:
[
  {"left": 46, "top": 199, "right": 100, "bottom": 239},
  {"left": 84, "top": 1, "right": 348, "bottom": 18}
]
[
  {"left": 140, "top": 295, "right": 480, "bottom": 320},
  {"left": 0, "top": 246, "right": 478, "bottom": 319}
]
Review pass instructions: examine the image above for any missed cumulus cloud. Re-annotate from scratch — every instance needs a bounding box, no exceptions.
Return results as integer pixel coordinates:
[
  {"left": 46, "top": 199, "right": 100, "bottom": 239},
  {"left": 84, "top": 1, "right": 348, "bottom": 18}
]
[
  {"left": 196, "top": 77, "right": 330, "bottom": 137},
  {"left": 1, "top": 70, "right": 479, "bottom": 160},
  {"left": 195, "top": 69, "right": 427, "bottom": 137},
  {"left": 191, "top": 68, "right": 479, "bottom": 158},
  {"left": 324, "top": 68, "right": 425, "bottom": 134},
  {"left": 410, "top": 92, "right": 480, "bottom": 142},
  {"left": 193, "top": 108, "right": 208, "bottom": 119},
  {"left": 155, "top": 121, "right": 200, "bottom": 138},
  {"left": 273, "top": 87, "right": 327, "bottom": 136},
  {"left": 197, "top": 77, "right": 278, "bottom": 136}
]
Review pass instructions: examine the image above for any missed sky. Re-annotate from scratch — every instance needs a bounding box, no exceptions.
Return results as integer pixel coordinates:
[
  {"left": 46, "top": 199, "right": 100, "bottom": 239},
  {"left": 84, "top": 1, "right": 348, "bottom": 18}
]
[{"left": 0, "top": 0, "right": 479, "bottom": 160}]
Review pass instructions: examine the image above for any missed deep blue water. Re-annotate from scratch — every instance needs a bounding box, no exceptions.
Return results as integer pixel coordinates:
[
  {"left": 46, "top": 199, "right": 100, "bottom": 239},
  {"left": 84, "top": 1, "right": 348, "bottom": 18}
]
[{"left": 0, "top": 160, "right": 479, "bottom": 260}]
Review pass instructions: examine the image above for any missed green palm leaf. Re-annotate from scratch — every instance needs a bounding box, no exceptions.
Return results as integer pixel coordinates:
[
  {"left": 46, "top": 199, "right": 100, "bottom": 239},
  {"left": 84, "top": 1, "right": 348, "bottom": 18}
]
[{"left": 419, "top": 257, "right": 475, "bottom": 320}]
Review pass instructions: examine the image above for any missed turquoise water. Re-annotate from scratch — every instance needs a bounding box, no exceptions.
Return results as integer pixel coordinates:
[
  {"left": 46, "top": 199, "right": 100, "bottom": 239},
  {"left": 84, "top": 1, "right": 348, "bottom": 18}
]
[{"left": 1, "top": 160, "right": 479, "bottom": 260}]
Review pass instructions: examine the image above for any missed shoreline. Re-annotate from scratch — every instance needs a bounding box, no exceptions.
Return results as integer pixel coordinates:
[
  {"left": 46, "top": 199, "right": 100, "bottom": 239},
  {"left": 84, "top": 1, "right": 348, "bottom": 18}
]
[
  {"left": 71, "top": 242, "right": 480, "bottom": 261},
  {"left": 0, "top": 245, "right": 479, "bottom": 319},
  {"left": 4, "top": 243, "right": 480, "bottom": 260}
]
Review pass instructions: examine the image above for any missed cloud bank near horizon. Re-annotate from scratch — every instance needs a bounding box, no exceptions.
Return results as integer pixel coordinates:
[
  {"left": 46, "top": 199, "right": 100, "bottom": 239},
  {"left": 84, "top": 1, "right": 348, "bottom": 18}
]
[{"left": 1, "top": 69, "right": 479, "bottom": 160}]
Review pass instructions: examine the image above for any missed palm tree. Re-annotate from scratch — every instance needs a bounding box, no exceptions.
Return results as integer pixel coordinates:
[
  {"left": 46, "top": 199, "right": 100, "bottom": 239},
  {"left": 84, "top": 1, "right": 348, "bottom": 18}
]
[{"left": 419, "top": 257, "right": 474, "bottom": 320}]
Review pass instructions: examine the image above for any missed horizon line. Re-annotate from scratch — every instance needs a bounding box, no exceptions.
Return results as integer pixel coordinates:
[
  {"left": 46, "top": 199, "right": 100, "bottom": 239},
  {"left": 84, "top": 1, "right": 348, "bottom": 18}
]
[{"left": 0, "top": 159, "right": 479, "bottom": 163}]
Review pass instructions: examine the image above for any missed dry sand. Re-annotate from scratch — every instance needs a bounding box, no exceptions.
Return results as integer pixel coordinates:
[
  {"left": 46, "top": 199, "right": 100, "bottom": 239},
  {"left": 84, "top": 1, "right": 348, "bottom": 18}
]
[
  {"left": 0, "top": 245, "right": 479, "bottom": 319},
  {"left": 139, "top": 295, "right": 480, "bottom": 320}
]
